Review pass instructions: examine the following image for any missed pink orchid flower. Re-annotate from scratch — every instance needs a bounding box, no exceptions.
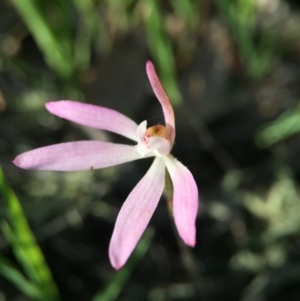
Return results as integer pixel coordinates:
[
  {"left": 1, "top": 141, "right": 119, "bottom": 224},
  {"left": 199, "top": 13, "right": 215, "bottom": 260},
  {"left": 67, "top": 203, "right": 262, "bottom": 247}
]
[{"left": 13, "top": 61, "right": 198, "bottom": 270}]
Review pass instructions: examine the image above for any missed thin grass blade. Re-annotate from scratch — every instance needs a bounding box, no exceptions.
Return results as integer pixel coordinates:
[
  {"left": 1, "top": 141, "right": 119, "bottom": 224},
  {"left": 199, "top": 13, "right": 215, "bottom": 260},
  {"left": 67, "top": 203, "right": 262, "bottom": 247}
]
[{"left": 0, "top": 167, "right": 60, "bottom": 301}]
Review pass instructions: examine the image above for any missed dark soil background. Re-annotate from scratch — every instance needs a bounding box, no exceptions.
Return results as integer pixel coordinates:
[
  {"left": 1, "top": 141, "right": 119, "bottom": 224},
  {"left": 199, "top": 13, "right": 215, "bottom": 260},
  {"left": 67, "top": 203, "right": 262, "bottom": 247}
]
[{"left": 1, "top": 0, "right": 300, "bottom": 300}]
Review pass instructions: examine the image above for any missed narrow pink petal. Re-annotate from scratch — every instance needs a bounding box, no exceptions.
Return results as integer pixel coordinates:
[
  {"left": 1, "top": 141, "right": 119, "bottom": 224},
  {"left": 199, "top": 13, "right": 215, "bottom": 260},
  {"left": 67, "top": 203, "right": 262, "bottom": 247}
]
[
  {"left": 163, "top": 155, "right": 198, "bottom": 246},
  {"left": 13, "top": 141, "right": 145, "bottom": 171},
  {"left": 109, "top": 157, "right": 165, "bottom": 269},
  {"left": 46, "top": 101, "right": 139, "bottom": 142},
  {"left": 136, "top": 121, "right": 147, "bottom": 138},
  {"left": 146, "top": 61, "right": 175, "bottom": 144}
]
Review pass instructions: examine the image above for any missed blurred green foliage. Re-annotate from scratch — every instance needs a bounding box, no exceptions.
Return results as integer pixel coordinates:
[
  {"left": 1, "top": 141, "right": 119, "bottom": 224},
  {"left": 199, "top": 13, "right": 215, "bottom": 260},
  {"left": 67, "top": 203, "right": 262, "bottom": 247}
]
[
  {"left": 10, "top": 0, "right": 74, "bottom": 79},
  {"left": 215, "top": 0, "right": 275, "bottom": 78},
  {"left": 7, "top": 0, "right": 205, "bottom": 104},
  {"left": 4, "top": 0, "right": 279, "bottom": 99},
  {"left": 256, "top": 104, "right": 300, "bottom": 148},
  {"left": 0, "top": 167, "right": 60, "bottom": 301},
  {"left": 231, "top": 170, "right": 300, "bottom": 272},
  {"left": 1, "top": 0, "right": 300, "bottom": 300}
]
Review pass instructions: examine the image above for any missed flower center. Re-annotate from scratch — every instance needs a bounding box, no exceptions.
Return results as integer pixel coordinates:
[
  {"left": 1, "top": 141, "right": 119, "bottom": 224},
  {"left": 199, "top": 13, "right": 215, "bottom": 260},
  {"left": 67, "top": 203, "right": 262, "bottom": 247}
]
[
  {"left": 135, "top": 122, "right": 171, "bottom": 157},
  {"left": 141, "top": 125, "right": 169, "bottom": 142}
]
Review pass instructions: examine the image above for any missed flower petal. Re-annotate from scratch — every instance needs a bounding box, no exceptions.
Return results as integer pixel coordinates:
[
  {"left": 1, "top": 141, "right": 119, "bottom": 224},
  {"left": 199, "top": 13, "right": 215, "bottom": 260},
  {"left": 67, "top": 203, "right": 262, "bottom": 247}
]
[
  {"left": 109, "top": 157, "right": 165, "bottom": 269},
  {"left": 163, "top": 155, "right": 198, "bottom": 246},
  {"left": 148, "top": 137, "right": 170, "bottom": 156},
  {"left": 46, "top": 101, "right": 139, "bottom": 141},
  {"left": 13, "top": 141, "right": 145, "bottom": 171},
  {"left": 146, "top": 61, "right": 175, "bottom": 144},
  {"left": 136, "top": 120, "right": 147, "bottom": 138}
]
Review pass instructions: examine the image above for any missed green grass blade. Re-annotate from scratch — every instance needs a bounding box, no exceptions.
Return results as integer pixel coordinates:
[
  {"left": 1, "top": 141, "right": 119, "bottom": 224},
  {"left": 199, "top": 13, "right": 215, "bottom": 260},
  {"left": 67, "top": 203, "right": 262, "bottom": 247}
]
[
  {"left": 0, "top": 167, "right": 60, "bottom": 301},
  {"left": 10, "top": 0, "right": 73, "bottom": 78},
  {"left": 0, "top": 256, "right": 45, "bottom": 300},
  {"left": 2, "top": 221, "right": 39, "bottom": 285},
  {"left": 72, "top": 0, "right": 96, "bottom": 70},
  {"left": 92, "top": 228, "right": 154, "bottom": 301},
  {"left": 255, "top": 106, "right": 300, "bottom": 148}
]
